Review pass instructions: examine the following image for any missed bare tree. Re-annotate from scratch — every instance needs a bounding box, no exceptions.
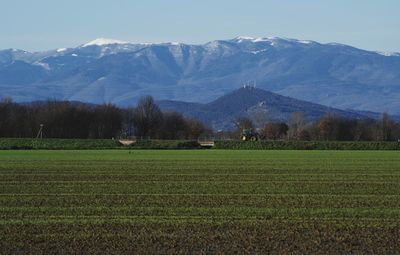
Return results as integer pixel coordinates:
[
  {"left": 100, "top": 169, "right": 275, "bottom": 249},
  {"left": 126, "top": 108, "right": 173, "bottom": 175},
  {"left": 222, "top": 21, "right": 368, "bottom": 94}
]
[
  {"left": 158, "top": 111, "right": 187, "bottom": 140},
  {"left": 185, "top": 117, "right": 209, "bottom": 139},
  {"left": 234, "top": 116, "right": 254, "bottom": 130},
  {"left": 132, "top": 96, "right": 163, "bottom": 138},
  {"left": 249, "top": 110, "right": 269, "bottom": 128},
  {"left": 378, "top": 113, "right": 395, "bottom": 141},
  {"left": 262, "top": 123, "right": 288, "bottom": 140},
  {"left": 287, "top": 112, "right": 307, "bottom": 140}
]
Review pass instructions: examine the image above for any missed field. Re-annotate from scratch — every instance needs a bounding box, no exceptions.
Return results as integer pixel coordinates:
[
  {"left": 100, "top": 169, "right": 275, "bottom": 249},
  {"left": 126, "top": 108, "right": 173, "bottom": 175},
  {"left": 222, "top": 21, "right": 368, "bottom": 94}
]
[{"left": 1, "top": 150, "right": 400, "bottom": 254}]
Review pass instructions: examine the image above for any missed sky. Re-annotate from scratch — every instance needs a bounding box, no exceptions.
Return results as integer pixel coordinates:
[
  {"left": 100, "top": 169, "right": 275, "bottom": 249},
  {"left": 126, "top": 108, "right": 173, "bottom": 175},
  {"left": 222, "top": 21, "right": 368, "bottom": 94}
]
[{"left": 1, "top": 0, "right": 399, "bottom": 52}]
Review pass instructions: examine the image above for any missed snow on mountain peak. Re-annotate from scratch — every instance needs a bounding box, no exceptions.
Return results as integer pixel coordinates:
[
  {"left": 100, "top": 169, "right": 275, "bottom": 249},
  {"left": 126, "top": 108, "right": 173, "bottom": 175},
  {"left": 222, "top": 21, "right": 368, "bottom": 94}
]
[
  {"left": 234, "top": 36, "right": 271, "bottom": 43},
  {"left": 233, "top": 36, "right": 316, "bottom": 45},
  {"left": 235, "top": 36, "right": 257, "bottom": 40},
  {"left": 82, "top": 38, "right": 129, "bottom": 47},
  {"left": 233, "top": 36, "right": 292, "bottom": 45},
  {"left": 377, "top": 51, "right": 400, "bottom": 57}
]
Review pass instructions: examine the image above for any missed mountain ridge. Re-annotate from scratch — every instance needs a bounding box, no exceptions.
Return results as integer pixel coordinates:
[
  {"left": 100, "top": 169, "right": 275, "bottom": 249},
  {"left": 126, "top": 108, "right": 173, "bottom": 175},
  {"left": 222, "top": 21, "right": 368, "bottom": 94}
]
[
  {"left": 5, "top": 36, "right": 400, "bottom": 55},
  {"left": 1, "top": 36, "right": 400, "bottom": 114}
]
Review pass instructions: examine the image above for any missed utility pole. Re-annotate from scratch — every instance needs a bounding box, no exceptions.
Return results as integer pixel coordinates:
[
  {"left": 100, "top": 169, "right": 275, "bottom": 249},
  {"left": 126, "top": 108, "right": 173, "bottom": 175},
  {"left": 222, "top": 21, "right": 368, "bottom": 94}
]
[{"left": 36, "top": 124, "right": 44, "bottom": 139}]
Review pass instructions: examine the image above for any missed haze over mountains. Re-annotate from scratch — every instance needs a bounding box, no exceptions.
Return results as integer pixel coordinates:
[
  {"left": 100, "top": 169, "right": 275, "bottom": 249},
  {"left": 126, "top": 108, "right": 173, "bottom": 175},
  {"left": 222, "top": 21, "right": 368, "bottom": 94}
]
[{"left": 1, "top": 36, "right": 400, "bottom": 114}]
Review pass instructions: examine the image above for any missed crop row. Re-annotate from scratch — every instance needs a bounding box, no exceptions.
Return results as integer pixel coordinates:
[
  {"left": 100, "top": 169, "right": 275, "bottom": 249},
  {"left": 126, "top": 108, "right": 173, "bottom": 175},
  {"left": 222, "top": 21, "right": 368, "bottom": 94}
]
[
  {"left": 2, "top": 194, "right": 400, "bottom": 208},
  {"left": 2, "top": 173, "right": 400, "bottom": 182},
  {"left": 2, "top": 181, "right": 400, "bottom": 195},
  {"left": 2, "top": 206, "right": 400, "bottom": 219},
  {"left": 1, "top": 221, "right": 400, "bottom": 254},
  {"left": 1, "top": 150, "right": 400, "bottom": 253}
]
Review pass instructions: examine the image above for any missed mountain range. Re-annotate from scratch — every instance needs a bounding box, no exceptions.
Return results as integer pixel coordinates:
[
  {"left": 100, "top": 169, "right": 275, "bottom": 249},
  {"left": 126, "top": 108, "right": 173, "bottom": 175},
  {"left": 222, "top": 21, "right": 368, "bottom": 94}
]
[
  {"left": 1, "top": 36, "right": 400, "bottom": 115},
  {"left": 158, "top": 86, "right": 385, "bottom": 130}
]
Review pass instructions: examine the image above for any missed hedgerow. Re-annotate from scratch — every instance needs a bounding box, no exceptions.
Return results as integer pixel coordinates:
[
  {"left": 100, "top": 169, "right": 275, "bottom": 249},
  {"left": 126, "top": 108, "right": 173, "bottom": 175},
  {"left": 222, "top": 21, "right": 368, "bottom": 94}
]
[
  {"left": 131, "top": 139, "right": 201, "bottom": 149},
  {"left": 214, "top": 140, "right": 400, "bottom": 150},
  {"left": 0, "top": 138, "right": 399, "bottom": 150},
  {"left": 0, "top": 138, "right": 201, "bottom": 150},
  {"left": 0, "top": 138, "right": 120, "bottom": 150}
]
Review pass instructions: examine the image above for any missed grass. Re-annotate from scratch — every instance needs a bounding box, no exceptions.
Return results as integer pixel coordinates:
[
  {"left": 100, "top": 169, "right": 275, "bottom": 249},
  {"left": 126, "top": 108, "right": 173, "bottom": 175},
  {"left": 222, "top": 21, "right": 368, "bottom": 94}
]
[{"left": 1, "top": 150, "right": 400, "bottom": 253}]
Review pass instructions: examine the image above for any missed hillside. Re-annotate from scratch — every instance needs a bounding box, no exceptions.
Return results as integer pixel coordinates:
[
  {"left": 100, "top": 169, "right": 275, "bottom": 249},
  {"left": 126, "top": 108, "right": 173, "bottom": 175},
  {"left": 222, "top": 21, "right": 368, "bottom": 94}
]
[{"left": 158, "top": 87, "right": 373, "bottom": 130}]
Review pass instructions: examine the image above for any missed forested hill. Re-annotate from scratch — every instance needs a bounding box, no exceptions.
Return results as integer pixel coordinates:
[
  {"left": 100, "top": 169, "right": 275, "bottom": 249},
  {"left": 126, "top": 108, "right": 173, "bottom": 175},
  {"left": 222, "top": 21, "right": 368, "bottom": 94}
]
[{"left": 158, "top": 87, "right": 381, "bottom": 130}]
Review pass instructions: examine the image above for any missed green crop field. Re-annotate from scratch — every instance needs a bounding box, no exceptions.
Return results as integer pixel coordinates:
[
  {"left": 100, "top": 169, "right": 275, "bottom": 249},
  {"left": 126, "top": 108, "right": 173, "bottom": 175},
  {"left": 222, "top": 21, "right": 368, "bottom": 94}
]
[{"left": 1, "top": 150, "right": 400, "bottom": 254}]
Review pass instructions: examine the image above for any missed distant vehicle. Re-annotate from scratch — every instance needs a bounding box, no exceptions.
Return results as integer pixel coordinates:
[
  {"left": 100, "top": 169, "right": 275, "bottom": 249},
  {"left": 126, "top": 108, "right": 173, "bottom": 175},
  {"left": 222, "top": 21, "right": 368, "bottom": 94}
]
[{"left": 241, "top": 129, "right": 259, "bottom": 141}]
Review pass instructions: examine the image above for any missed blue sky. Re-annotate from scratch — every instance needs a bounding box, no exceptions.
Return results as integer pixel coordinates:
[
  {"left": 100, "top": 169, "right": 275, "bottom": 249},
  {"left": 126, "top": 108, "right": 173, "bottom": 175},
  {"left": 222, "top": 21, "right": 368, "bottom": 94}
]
[{"left": 1, "top": 0, "right": 399, "bottom": 52}]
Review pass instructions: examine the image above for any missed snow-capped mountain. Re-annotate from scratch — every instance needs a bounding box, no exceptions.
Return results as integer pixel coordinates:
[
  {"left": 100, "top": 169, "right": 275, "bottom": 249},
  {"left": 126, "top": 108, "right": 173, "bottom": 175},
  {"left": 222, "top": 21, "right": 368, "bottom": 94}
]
[
  {"left": 81, "top": 38, "right": 129, "bottom": 47},
  {"left": 1, "top": 36, "right": 400, "bottom": 114}
]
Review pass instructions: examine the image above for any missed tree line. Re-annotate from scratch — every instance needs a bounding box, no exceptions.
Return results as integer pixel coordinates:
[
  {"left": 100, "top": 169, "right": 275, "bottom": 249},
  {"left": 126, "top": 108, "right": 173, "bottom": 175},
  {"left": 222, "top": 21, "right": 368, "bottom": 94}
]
[
  {"left": 0, "top": 96, "right": 209, "bottom": 139},
  {"left": 226, "top": 112, "right": 400, "bottom": 141},
  {"left": 1, "top": 96, "right": 399, "bottom": 141}
]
